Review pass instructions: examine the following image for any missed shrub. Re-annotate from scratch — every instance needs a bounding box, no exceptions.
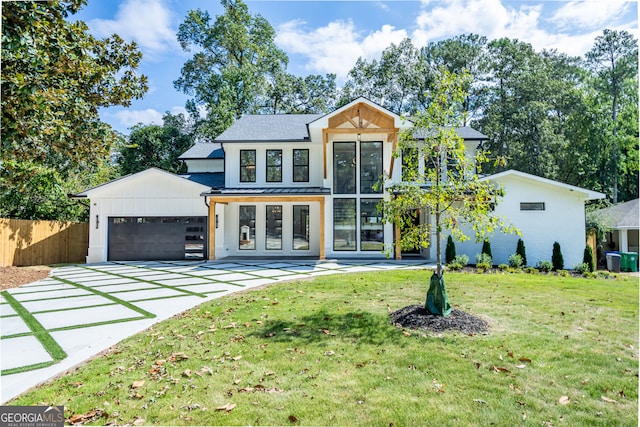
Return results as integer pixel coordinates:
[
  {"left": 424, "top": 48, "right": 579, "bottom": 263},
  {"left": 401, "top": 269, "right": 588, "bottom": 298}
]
[
  {"left": 508, "top": 253, "right": 524, "bottom": 268},
  {"left": 552, "top": 242, "right": 564, "bottom": 271},
  {"left": 445, "top": 235, "right": 456, "bottom": 264},
  {"left": 583, "top": 246, "right": 595, "bottom": 273},
  {"left": 537, "top": 260, "right": 553, "bottom": 273},
  {"left": 475, "top": 252, "right": 492, "bottom": 271},
  {"left": 524, "top": 266, "right": 538, "bottom": 274},
  {"left": 557, "top": 269, "right": 570, "bottom": 277},
  {"left": 447, "top": 254, "right": 469, "bottom": 271},
  {"left": 481, "top": 239, "right": 492, "bottom": 259},
  {"left": 498, "top": 263, "right": 509, "bottom": 271},
  {"left": 574, "top": 263, "right": 590, "bottom": 275},
  {"left": 516, "top": 239, "right": 527, "bottom": 266}
]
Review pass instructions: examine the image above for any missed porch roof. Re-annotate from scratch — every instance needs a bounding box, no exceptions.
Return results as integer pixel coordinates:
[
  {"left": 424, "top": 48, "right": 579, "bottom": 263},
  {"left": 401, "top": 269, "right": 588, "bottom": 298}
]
[
  {"left": 592, "top": 198, "right": 639, "bottom": 230},
  {"left": 202, "top": 187, "right": 331, "bottom": 197}
]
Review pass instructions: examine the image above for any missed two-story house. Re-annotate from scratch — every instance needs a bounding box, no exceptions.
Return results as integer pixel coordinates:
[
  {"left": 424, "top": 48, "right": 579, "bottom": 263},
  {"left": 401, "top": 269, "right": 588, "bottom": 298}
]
[{"left": 73, "top": 98, "right": 604, "bottom": 267}]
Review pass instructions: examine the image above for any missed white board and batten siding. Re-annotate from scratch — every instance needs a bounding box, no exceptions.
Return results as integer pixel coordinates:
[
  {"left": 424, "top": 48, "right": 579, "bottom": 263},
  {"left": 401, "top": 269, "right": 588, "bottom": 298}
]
[{"left": 76, "top": 169, "right": 210, "bottom": 263}]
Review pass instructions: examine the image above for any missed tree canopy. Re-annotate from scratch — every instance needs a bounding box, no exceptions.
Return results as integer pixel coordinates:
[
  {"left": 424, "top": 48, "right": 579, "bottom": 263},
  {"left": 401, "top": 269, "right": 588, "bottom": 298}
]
[{"left": 1, "top": 0, "right": 148, "bottom": 220}]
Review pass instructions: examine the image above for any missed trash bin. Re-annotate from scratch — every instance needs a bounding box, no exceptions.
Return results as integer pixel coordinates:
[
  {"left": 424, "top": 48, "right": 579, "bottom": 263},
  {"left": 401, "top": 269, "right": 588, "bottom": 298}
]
[
  {"left": 606, "top": 252, "right": 621, "bottom": 272},
  {"left": 620, "top": 252, "right": 638, "bottom": 272}
]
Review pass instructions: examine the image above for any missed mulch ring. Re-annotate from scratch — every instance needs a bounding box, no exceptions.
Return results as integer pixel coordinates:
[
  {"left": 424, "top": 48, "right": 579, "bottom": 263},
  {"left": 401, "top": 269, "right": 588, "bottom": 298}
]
[{"left": 390, "top": 305, "right": 489, "bottom": 335}]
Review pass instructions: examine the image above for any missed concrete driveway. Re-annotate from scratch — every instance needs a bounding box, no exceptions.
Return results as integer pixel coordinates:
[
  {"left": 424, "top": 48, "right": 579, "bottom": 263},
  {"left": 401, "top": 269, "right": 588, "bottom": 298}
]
[{"left": 0, "top": 258, "right": 431, "bottom": 403}]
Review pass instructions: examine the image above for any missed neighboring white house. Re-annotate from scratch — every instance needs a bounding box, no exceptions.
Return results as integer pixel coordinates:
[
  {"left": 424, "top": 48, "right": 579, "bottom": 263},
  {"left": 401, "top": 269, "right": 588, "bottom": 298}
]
[
  {"left": 73, "top": 98, "right": 605, "bottom": 266},
  {"left": 592, "top": 198, "right": 639, "bottom": 256}
]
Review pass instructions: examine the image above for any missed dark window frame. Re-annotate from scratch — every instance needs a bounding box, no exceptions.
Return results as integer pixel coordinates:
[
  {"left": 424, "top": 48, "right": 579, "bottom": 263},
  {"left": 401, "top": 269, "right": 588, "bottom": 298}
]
[
  {"left": 240, "top": 150, "right": 256, "bottom": 183},
  {"left": 520, "top": 202, "right": 546, "bottom": 211},
  {"left": 293, "top": 149, "right": 310, "bottom": 182},
  {"left": 266, "top": 149, "right": 282, "bottom": 182}
]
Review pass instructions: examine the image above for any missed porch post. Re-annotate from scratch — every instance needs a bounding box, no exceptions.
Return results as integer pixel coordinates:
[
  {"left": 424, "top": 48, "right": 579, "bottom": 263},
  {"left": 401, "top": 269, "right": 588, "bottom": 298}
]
[
  {"left": 208, "top": 200, "right": 216, "bottom": 260},
  {"left": 319, "top": 197, "right": 326, "bottom": 260},
  {"left": 619, "top": 229, "right": 629, "bottom": 252}
]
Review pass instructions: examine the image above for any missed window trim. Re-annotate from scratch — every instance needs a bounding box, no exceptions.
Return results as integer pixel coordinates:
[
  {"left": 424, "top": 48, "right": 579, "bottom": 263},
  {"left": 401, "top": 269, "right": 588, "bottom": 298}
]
[
  {"left": 293, "top": 149, "right": 310, "bottom": 182},
  {"left": 266, "top": 149, "right": 282, "bottom": 183},
  {"left": 240, "top": 150, "right": 256, "bottom": 183},
  {"left": 520, "top": 202, "right": 545, "bottom": 211}
]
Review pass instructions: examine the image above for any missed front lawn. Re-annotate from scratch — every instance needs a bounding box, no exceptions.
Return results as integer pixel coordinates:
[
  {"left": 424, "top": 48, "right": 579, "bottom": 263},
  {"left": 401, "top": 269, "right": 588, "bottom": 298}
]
[{"left": 11, "top": 271, "right": 638, "bottom": 426}]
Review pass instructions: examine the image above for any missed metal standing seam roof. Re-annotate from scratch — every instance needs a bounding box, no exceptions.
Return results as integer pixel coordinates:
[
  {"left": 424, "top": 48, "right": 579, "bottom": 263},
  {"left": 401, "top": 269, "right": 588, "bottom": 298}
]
[
  {"left": 214, "top": 114, "right": 324, "bottom": 142},
  {"left": 202, "top": 187, "right": 331, "bottom": 196}
]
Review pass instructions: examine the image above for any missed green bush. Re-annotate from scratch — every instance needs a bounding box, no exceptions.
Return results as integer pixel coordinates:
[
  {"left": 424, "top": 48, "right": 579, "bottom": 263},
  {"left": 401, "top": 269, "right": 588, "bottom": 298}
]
[
  {"left": 447, "top": 254, "right": 469, "bottom": 271},
  {"left": 508, "top": 253, "right": 524, "bottom": 268},
  {"left": 574, "top": 263, "right": 590, "bottom": 275},
  {"left": 475, "top": 253, "right": 492, "bottom": 271},
  {"left": 445, "top": 235, "right": 456, "bottom": 264},
  {"left": 516, "top": 239, "right": 527, "bottom": 266},
  {"left": 498, "top": 263, "right": 509, "bottom": 271},
  {"left": 582, "top": 246, "right": 595, "bottom": 273},
  {"left": 552, "top": 242, "right": 564, "bottom": 271},
  {"left": 524, "top": 266, "right": 538, "bottom": 274},
  {"left": 481, "top": 239, "right": 492, "bottom": 259},
  {"left": 537, "top": 260, "right": 553, "bottom": 273}
]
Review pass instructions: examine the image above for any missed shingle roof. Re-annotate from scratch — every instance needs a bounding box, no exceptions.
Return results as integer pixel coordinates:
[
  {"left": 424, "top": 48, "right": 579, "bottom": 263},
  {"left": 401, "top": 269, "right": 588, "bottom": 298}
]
[
  {"left": 179, "top": 143, "right": 224, "bottom": 160},
  {"left": 593, "top": 199, "right": 639, "bottom": 229},
  {"left": 181, "top": 172, "right": 225, "bottom": 188},
  {"left": 413, "top": 126, "right": 488, "bottom": 140},
  {"left": 215, "top": 114, "right": 323, "bottom": 142}
]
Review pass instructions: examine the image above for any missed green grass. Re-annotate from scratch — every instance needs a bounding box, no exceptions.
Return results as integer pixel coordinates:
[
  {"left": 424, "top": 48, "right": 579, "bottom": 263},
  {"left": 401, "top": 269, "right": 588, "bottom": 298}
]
[{"left": 10, "top": 271, "right": 638, "bottom": 426}]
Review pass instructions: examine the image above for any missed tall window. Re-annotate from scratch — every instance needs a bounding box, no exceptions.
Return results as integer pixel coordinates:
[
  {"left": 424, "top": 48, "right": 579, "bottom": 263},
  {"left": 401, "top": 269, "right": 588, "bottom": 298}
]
[
  {"left": 293, "top": 149, "right": 309, "bottom": 182},
  {"left": 239, "top": 206, "right": 256, "bottom": 249},
  {"left": 293, "top": 205, "right": 310, "bottom": 250},
  {"left": 240, "top": 150, "right": 256, "bottom": 182},
  {"left": 333, "top": 142, "right": 356, "bottom": 194},
  {"left": 265, "top": 205, "right": 282, "bottom": 250},
  {"left": 334, "top": 199, "right": 356, "bottom": 251},
  {"left": 266, "top": 150, "right": 282, "bottom": 182},
  {"left": 360, "top": 199, "right": 383, "bottom": 251},
  {"left": 360, "top": 141, "right": 382, "bottom": 193}
]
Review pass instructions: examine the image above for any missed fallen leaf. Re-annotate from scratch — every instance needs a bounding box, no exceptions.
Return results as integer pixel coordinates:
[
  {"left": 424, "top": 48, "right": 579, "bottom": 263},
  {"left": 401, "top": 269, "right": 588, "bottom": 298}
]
[
  {"left": 601, "top": 396, "right": 618, "bottom": 404},
  {"left": 473, "top": 399, "right": 486, "bottom": 404},
  {"left": 518, "top": 357, "right": 532, "bottom": 363},
  {"left": 402, "top": 330, "right": 411, "bottom": 337},
  {"left": 559, "top": 396, "right": 570, "bottom": 405},
  {"left": 68, "top": 410, "right": 101, "bottom": 425},
  {"left": 215, "top": 403, "right": 237, "bottom": 412},
  {"left": 182, "top": 369, "right": 192, "bottom": 377},
  {"left": 289, "top": 415, "right": 299, "bottom": 423},
  {"left": 169, "top": 352, "right": 189, "bottom": 362},
  {"left": 490, "top": 365, "right": 511, "bottom": 373},
  {"left": 133, "top": 417, "right": 145, "bottom": 426},
  {"left": 131, "top": 380, "right": 145, "bottom": 389},
  {"left": 515, "top": 364, "right": 526, "bottom": 369}
]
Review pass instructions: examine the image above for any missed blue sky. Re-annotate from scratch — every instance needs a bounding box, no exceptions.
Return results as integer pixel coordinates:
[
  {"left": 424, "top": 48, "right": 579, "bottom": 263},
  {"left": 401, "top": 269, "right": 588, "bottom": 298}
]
[{"left": 72, "top": 0, "right": 638, "bottom": 134}]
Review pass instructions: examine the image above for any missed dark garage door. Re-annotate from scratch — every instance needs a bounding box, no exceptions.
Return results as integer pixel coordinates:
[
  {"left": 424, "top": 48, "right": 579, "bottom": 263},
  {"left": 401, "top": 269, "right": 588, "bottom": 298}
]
[{"left": 108, "top": 217, "right": 207, "bottom": 261}]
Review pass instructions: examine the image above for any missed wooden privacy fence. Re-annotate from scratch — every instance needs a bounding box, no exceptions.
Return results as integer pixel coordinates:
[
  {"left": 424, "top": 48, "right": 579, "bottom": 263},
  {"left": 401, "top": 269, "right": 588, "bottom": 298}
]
[{"left": 0, "top": 218, "right": 88, "bottom": 267}]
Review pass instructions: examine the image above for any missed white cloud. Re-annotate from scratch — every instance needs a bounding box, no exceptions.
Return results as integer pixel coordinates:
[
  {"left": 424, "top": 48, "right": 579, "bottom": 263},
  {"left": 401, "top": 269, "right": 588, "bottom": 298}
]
[
  {"left": 551, "top": 1, "right": 631, "bottom": 31},
  {"left": 276, "top": 19, "right": 407, "bottom": 80},
  {"left": 412, "top": 0, "right": 636, "bottom": 57},
  {"left": 89, "top": 0, "right": 178, "bottom": 60},
  {"left": 114, "top": 108, "right": 164, "bottom": 128}
]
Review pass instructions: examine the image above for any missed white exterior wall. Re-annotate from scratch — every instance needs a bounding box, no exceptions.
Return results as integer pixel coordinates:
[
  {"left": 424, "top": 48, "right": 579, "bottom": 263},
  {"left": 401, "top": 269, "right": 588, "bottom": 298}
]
[
  {"left": 223, "top": 142, "right": 323, "bottom": 188},
  {"left": 82, "top": 170, "right": 209, "bottom": 263},
  {"left": 183, "top": 159, "right": 224, "bottom": 173},
  {"left": 454, "top": 174, "right": 590, "bottom": 268}
]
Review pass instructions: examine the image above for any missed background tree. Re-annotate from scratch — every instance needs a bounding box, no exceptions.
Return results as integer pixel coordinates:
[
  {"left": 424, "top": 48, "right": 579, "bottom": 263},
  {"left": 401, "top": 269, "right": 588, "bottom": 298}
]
[
  {"left": 115, "top": 113, "right": 196, "bottom": 176},
  {"left": 378, "top": 68, "right": 517, "bottom": 315},
  {"left": 259, "top": 72, "right": 337, "bottom": 114},
  {"left": 1, "top": 0, "right": 148, "bottom": 220},
  {"left": 585, "top": 29, "right": 638, "bottom": 203}
]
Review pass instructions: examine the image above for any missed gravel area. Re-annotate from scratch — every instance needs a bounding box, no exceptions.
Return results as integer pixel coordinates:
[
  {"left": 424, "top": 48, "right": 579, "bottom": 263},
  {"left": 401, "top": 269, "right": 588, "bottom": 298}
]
[
  {"left": 0, "top": 266, "right": 51, "bottom": 290},
  {"left": 390, "top": 305, "right": 489, "bottom": 335}
]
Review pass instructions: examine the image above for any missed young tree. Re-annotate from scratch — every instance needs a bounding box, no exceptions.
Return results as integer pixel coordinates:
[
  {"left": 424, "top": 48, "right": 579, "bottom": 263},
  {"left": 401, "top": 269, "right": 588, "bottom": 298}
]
[{"left": 378, "top": 68, "right": 517, "bottom": 316}]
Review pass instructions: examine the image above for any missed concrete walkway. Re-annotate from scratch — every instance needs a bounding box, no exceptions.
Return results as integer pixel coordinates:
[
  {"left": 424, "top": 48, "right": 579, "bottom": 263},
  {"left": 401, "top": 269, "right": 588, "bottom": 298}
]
[{"left": 0, "top": 258, "right": 432, "bottom": 403}]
